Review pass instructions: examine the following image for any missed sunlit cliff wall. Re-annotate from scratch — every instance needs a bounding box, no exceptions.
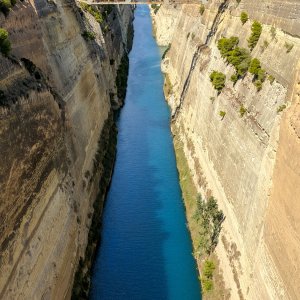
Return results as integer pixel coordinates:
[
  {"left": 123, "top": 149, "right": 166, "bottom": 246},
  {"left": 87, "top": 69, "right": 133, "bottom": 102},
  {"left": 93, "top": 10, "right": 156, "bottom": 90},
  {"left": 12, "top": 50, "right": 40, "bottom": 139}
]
[
  {"left": 0, "top": 2, "right": 133, "bottom": 298},
  {"left": 152, "top": 1, "right": 300, "bottom": 298}
]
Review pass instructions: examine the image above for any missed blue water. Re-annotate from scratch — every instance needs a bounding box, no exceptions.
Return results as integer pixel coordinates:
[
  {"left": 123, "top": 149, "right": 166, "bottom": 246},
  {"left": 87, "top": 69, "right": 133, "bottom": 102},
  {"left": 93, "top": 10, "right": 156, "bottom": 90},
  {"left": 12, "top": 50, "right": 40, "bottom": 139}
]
[{"left": 90, "top": 6, "right": 201, "bottom": 300}]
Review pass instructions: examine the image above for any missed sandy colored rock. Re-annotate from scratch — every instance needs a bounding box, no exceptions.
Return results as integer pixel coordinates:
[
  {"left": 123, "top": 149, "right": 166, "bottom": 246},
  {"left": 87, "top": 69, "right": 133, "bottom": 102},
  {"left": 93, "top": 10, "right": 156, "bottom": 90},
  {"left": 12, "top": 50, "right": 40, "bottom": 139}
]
[
  {"left": 152, "top": 1, "right": 300, "bottom": 299},
  {"left": 0, "top": 1, "right": 133, "bottom": 299}
]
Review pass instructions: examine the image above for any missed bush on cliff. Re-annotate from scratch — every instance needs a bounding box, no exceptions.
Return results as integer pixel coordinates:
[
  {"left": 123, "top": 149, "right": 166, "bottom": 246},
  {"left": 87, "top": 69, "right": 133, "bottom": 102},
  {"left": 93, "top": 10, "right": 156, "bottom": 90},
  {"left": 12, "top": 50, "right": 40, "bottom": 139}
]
[
  {"left": 193, "top": 195, "right": 225, "bottom": 256},
  {"left": 203, "top": 260, "right": 215, "bottom": 279},
  {"left": 80, "top": 2, "right": 103, "bottom": 24},
  {"left": 248, "top": 21, "right": 262, "bottom": 50},
  {"left": 210, "top": 71, "right": 226, "bottom": 92},
  {"left": 217, "top": 37, "right": 251, "bottom": 77},
  {"left": 254, "top": 79, "right": 262, "bottom": 91},
  {"left": 230, "top": 74, "right": 238, "bottom": 84},
  {"left": 0, "top": 0, "right": 17, "bottom": 16},
  {"left": 199, "top": 4, "right": 205, "bottom": 15},
  {"left": 82, "top": 30, "right": 96, "bottom": 41},
  {"left": 249, "top": 58, "right": 266, "bottom": 81},
  {"left": 248, "top": 58, "right": 261, "bottom": 75},
  {"left": 0, "top": 28, "right": 11, "bottom": 56},
  {"left": 240, "top": 12, "right": 248, "bottom": 25},
  {"left": 151, "top": 4, "right": 160, "bottom": 14},
  {"left": 217, "top": 36, "right": 239, "bottom": 58},
  {"left": 0, "top": 0, "right": 11, "bottom": 15},
  {"left": 227, "top": 47, "right": 251, "bottom": 76}
]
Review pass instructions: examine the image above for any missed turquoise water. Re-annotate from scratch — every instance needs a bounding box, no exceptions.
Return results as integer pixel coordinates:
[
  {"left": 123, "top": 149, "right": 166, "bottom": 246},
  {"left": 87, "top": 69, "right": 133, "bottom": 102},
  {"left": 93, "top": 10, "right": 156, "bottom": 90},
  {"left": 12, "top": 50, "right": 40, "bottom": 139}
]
[{"left": 90, "top": 6, "right": 201, "bottom": 300}]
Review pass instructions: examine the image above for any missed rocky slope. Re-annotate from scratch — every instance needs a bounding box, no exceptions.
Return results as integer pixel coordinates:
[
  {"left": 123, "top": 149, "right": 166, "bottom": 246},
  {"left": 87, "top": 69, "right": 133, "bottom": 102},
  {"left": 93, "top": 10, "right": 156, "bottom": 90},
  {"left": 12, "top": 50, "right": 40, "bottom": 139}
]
[
  {"left": 152, "top": 1, "right": 300, "bottom": 299},
  {"left": 0, "top": 1, "right": 133, "bottom": 299}
]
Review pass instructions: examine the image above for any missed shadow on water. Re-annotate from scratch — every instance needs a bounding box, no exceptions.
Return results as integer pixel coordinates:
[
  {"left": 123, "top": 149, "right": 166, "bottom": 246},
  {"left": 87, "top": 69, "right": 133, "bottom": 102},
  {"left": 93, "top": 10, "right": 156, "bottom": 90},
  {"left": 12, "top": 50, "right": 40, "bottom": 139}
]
[{"left": 90, "top": 5, "right": 201, "bottom": 300}]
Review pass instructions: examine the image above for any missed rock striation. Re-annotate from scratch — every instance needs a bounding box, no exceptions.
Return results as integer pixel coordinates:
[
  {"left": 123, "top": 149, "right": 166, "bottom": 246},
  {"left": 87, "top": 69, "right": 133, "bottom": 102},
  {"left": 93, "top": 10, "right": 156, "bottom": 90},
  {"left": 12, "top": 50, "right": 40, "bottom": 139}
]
[
  {"left": 152, "top": 1, "right": 300, "bottom": 299},
  {"left": 0, "top": 1, "right": 133, "bottom": 299}
]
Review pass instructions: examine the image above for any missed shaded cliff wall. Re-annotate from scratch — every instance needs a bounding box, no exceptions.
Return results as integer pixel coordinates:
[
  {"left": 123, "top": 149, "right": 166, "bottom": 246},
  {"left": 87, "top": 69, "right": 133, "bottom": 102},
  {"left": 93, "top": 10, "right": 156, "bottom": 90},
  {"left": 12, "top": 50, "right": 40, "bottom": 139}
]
[
  {"left": 0, "top": 1, "right": 133, "bottom": 299},
  {"left": 153, "top": 1, "right": 300, "bottom": 299}
]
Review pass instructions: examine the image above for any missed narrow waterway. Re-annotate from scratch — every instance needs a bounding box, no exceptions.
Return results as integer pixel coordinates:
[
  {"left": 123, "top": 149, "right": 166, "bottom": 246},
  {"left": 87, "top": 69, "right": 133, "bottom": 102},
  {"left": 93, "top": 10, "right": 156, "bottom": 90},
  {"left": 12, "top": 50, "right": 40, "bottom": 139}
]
[{"left": 90, "top": 6, "right": 201, "bottom": 300}]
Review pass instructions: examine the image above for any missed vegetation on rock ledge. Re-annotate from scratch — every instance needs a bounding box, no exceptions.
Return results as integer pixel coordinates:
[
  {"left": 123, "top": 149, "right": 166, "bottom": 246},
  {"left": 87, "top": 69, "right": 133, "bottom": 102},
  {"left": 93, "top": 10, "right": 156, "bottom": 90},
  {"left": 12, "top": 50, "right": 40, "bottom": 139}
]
[
  {"left": 151, "top": 4, "right": 160, "bottom": 14},
  {"left": 210, "top": 71, "right": 226, "bottom": 92},
  {"left": 80, "top": 2, "right": 103, "bottom": 24},
  {"left": 240, "top": 12, "right": 248, "bottom": 25},
  {"left": 0, "top": 28, "right": 11, "bottom": 56},
  {"left": 215, "top": 35, "right": 275, "bottom": 93},
  {"left": 82, "top": 30, "right": 96, "bottom": 41},
  {"left": 248, "top": 21, "right": 262, "bottom": 50},
  {"left": 199, "top": 4, "right": 205, "bottom": 15},
  {"left": 193, "top": 195, "right": 225, "bottom": 257},
  {"left": 0, "top": 0, "right": 17, "bottom": 16}
]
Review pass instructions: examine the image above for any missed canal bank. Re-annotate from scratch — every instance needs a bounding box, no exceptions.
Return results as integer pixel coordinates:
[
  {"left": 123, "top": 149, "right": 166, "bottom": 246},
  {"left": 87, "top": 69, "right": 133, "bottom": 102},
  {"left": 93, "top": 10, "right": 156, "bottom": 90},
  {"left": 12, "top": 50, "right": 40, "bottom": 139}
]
[{"left": 90, "top": 5, "right": 201, "bottom": 300}]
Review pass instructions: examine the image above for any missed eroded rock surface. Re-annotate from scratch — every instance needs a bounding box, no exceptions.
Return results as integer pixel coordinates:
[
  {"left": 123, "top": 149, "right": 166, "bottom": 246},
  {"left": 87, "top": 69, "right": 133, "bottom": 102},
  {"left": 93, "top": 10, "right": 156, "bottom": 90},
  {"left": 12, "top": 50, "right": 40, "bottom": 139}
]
[
  {"left": 0, "top": 2, "right": 133, "bottom": 299},
  {"left": 152, "top": 1, "right": 300, "bottom": 299}
]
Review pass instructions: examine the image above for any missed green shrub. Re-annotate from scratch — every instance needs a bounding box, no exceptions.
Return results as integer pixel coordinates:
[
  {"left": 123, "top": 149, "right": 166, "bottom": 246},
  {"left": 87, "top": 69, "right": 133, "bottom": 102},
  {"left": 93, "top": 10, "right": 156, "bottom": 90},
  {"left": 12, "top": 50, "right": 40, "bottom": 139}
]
[
  {"left": 0, "top": 28, "right": 8, "bottom": 41},
  {"left": 268, "top": 74, "right": 275, "bottom": 84},
  {"left": 80, "top": 3, "right": 103, "bottom": 24},
  {"left": 230, "top": 74, "right": 238, "bottom": 84},
  {"left": 210, "top": 71, "right": 226, "bottom": 92},
  {"left": 202, "top": 278, "right": 213, "bottom": 292},
  {"left": 277, "top": 104, "right": 286, "bottom": 113},
  {"left": 284, "top": 42, "right": 294, "bottom": 53},
  {"left": 151, "top": 4, "right": 160, "bottom": 14},
  {"left": 217, "top": 37, "right": 251, "bottom": 77},
  {"left": 249, "top": 58, "right": 261, "bottom": 75},
  {"left": 0, "top": 0, "right": 12, "bottom": 15},
  {"left": 217, "top": 36, "right": 239, "bottom": 58},
  {"left": 82, "top": 31, "right": 95, "bottom": 41},
  {"left": 0, "top": 38, "right": 11, "bottom": 55},
  {"left": 257, "top": 68, "right": 266, "bottom": 82},
  {"left": 203, "top": 260, "right": 215, "bottom": 279},
  {"left": 199, "top": 4, "right": 205, "bottom": 15},
  {"left": 219, "top": 110, "right": 226, "bottom": 119},
  {"left": 227, "top": 47, "right": 251, "bottom": 76},
  {"left": 249, "top": 58, "right": 266, "bottom": 82},
  {"left": 255, "top": 80, "right": 262, "bottom": 91},
  {"left": 0, "top": 28, "right": 11, "bottom": 56},
  {"left": 194, "top": 195, "right": 225, "bottom": 256},
  {"left": 239, "top": 105, "right": 247, "bottom": 117},
  {"left": 240, "top": 12, "right": 248, "bottom": 25},
  {"left": 248, "top": 21, "right": 262, "bottom": 50}
]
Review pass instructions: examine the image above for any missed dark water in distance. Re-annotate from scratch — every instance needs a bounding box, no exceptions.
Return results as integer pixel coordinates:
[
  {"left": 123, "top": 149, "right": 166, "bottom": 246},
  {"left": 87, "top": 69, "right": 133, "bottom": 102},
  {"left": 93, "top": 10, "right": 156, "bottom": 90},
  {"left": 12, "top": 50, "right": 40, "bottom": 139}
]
[{"left": 90, "top": 5, "right": 201, "bottom": 300}]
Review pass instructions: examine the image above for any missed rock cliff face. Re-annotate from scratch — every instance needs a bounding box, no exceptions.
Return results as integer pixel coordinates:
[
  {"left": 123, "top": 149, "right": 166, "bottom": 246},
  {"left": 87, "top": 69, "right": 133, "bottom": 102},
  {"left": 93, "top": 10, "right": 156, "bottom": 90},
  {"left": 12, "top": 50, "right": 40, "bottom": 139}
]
[
  {"left": 0, "top": 1, "right": 133, "bottom": 299},
  {"left": 152, "top": 1, "right": 300, "bottom": 299}
]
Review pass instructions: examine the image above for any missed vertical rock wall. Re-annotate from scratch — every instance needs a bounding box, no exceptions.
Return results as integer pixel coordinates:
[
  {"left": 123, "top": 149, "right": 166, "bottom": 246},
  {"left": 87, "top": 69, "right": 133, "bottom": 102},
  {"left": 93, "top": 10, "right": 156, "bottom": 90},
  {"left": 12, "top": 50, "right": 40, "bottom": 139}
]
[
  {"left": 0, "top": 1, "right": 133, "bottom": 299},
  {"left": 152, "top": 1, "right": 300, "bottom": 299}
]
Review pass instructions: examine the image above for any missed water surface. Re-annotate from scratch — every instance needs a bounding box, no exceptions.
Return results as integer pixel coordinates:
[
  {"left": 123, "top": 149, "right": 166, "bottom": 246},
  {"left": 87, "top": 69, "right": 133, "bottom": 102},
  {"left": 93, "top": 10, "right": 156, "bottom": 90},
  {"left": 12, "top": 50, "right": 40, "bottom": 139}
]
[{"left": 90, "top": 6, "right": 201, "bottom": 300}]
